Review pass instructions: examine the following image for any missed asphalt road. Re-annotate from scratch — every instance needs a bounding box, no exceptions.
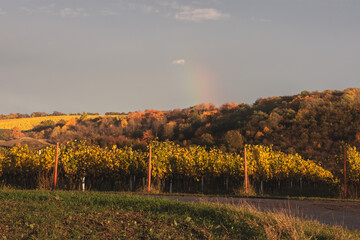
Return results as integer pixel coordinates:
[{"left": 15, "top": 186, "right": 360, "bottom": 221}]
[{"left": 144, "top": 195, "right": 360, "bottom": 231}]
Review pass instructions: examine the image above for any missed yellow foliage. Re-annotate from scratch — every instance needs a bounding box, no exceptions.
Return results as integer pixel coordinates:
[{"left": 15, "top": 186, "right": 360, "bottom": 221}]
[
  {"left": 121, "top": 119, "right": 128, "bottom": 128},
  {"left": 0, "top": 140, "right": 334, "bottom": 185},
  {"left": 0, "top": 115, "right": 121, "bottom": 131},
  {"left": 65, "top": 118, "right": 77, "bottom": 127}
]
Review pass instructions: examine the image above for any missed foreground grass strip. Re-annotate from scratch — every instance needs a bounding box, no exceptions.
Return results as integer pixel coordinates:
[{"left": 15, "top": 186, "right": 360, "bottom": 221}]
[
  {"left": 0, "top": 190, "right": 359, "bottom": 239},
  {"left": 129, "top": 191, "right": 360, "bottom": 203}
]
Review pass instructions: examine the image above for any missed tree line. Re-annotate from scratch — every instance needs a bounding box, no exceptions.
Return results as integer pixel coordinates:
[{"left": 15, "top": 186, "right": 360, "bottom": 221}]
[{"left": 4, "top": 88, "right": 360, "bottom": 172}]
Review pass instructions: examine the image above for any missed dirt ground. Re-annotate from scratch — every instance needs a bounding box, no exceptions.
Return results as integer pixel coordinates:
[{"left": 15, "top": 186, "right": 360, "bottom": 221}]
[
  {"left": 147, "top": 195, "right": 360, "bottom": 231},
  {"left": 0, "top": 137, "right": 52, "bottom": 149}
]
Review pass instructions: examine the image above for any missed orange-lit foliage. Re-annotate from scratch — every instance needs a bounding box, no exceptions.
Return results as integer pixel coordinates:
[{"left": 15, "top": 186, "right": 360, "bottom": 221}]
[
  {"left": 10, "top": 127, "right": 22, "bottom": 139},
  {"left": 144, "top": 109, "right": 166, "bottom": 119},
  {"left": 121, "top": 119, "right": 128, "bottom": 128},
  {"left": 65, "top": 118, "right": 77, "bottom": 127},
  {"left": 128, "top": 111, "right": 145, "bottom": 120},
  {"left": 220, "top": 102, "right": 238, "bottom": 112},
  {"left": 143, "top": 130, "right": 154, "bottom": 142}
]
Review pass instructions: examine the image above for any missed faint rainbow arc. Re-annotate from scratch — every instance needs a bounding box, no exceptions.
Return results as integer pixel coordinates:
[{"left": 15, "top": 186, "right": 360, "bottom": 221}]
[{"left": 181, "top": 63, "right": 220, "bottom": 106}]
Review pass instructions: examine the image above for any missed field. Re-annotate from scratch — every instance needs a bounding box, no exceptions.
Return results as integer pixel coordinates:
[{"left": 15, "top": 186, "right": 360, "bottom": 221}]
[
  {"left": 0, "top": 190, "right": 359, "bottom": 239},
  {"left": 0, "top": 115, "right": 121, "bottom": 131}
]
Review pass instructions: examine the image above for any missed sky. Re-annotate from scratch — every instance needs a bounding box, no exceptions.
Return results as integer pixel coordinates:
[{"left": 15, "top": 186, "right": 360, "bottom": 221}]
[{"left": 1, "top": 0, "right": 360, "bottom": 114}]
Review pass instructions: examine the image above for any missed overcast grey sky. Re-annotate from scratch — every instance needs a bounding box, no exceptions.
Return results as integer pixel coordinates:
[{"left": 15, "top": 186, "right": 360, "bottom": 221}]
[{"left": 1, "top": 0, "right": 359, "bottom": 114}]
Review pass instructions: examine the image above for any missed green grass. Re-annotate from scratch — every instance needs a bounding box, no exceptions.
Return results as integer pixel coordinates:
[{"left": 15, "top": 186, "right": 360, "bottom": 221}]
[
  {"left": 0, "top": 190, "right": 359, "bottom": 239},
  {"left": 129, "top": 189, "right": 360, "bottom": 203}
]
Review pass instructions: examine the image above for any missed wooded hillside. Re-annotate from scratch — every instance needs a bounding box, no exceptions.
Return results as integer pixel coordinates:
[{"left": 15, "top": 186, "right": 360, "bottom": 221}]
[{"left": 3, "top": 88, "right": 360, "bottom": 170}]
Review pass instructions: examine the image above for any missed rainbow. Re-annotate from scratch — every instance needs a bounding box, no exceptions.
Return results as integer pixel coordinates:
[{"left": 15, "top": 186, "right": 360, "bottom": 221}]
[{"left": 177, "top": 62, "right": 221, "bottom": 106}]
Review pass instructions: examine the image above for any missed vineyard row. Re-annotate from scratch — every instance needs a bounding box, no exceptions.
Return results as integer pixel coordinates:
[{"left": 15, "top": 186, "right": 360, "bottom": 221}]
[{"left": 1, "top": 141, "right": 359, "bottom": 193}]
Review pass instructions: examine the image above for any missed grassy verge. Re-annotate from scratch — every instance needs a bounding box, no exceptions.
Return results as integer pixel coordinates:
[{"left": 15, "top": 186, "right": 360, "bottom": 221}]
[
  {"left": 0, "top": 190, "right": 358, "bottom": 239},
  {"left": 129, "top": 190, "right": 360, "bottom": 203}
]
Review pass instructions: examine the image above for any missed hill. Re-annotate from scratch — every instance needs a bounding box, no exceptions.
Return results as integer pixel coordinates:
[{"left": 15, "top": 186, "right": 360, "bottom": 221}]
[
  {"left": 2, "top": 88, "right": 359, "bottom": 170},
  {"left": 0, "top": 115, "right": 124, "bottom": 131},
  {"left": 0, "top": 115, "right": 109, "bottom": 131}
]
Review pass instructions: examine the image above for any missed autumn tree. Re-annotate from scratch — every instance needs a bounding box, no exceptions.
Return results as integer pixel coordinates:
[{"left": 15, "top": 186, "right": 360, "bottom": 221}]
[
  {"left": 10, "top": 127, "right": 22, "bottom": 139},
  {"left": 222, "top": 130, "right": 244, "bottom": 153}
]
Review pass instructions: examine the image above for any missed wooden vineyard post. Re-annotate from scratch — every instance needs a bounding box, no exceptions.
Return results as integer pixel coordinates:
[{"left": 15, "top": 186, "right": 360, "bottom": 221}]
[
  {"left": 147, "top": 145, "right": 152, "bottom": 192},
  {"left": 201, "top": 176, "right": 204, "bottom": 192},
  {"left": 81, "top": 177, "right": 85, "bottom": 192},
  {"left": 244, "top": 146, "right": 248, "bottom": 194},
  {"left": 53, "top": 143, "right": 59, "bottom": 190},
  {"left": 169, "top": 179, "right": 173, "bottom": 194},
  {"left": 344, "top": 146, "right": 347, "bottom": 198},
  {"left": 226, "top": 177, "right": 229, "bottom": 191},
  {"left": 129, "top": 176, "right": 133, "bottom": 191}
]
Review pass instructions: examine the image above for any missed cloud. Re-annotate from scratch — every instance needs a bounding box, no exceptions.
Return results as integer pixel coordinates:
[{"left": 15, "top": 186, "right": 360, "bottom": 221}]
[
  {"left": 156, "top": 1, "right": 183, "bottom": 10},
  {"left": 251, "top": 16, "right": 272, "bottom": 23},
  {"left": 128, "top": 3, "right": 159, "bottom": 13},
  {"left": 0, "top": 8, "right": 6, "bottom": 16},
  {"left": 172, "top": 59, "right": 186, "bottom": 65},
  {"left": 22, "top": 7, "right": 34, "bottom": 15},
  {"left": 175, "top": 8, "right": 229, "bottom": 22},
  {"left": 21, "top": 4, "right": 55, "bottom": 15},
  {"left": 101, "top": 10, "right": 117, "bottom": 16},
  {"left": 60, "top": 8, "right": 89, "bottom": 17}
]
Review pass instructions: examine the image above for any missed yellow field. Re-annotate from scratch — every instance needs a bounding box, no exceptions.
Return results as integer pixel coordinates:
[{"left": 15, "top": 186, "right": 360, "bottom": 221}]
[{"left": 0, "top": 115, "right": 122, "bottom": 131}]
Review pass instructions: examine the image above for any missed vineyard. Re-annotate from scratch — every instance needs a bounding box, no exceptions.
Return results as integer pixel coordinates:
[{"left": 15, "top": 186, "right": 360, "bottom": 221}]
[
  {"left": 1, "top": 140, "right": 353, "bottom": 197},
  {"left": 0, "top": 115, "right": 122, "bottom": 131}
]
